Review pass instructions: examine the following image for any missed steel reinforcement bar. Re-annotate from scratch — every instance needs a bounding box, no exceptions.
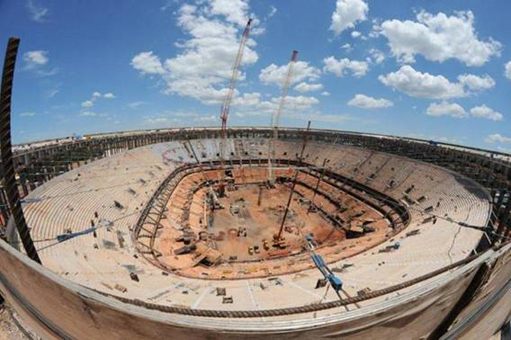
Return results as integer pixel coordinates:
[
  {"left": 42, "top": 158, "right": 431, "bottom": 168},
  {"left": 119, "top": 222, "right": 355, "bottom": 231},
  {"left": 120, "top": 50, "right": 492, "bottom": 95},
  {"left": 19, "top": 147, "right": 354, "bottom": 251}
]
[{"left": 0, "top": 37, "right": 41, "bottom": 263}]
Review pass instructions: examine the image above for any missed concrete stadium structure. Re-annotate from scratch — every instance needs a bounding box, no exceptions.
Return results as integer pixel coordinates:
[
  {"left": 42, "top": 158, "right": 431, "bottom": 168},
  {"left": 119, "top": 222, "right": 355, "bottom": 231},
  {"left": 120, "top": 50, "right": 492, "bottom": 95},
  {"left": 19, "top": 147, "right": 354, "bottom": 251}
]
[{"left": 1, "top": 127, "right": 511, "bottom": 339}]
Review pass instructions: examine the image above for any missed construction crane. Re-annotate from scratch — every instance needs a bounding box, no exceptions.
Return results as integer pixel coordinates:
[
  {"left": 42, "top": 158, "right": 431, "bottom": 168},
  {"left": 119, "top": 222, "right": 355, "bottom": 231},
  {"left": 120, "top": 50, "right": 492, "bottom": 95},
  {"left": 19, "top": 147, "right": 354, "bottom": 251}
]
[
  {"left": 268, "top": 50, "right": 299, "bottom": 183},
  {"left": 219, "top": 18, "right": 252, "bottom": 160}
]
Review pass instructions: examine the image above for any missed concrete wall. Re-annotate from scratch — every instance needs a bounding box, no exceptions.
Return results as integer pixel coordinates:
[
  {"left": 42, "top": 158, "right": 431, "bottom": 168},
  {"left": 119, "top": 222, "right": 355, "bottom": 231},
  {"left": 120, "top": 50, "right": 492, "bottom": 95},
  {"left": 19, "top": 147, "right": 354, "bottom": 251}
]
[{"left": 1, "top": 238, "right": 510, "bottom": 339}]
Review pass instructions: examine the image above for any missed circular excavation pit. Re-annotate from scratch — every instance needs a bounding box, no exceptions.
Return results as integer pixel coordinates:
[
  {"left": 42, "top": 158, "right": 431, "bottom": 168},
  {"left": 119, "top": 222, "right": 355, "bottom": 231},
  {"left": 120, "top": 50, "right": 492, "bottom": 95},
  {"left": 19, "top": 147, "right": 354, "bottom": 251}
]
[{"left": 144, "top": 164, "right": 405, "bottom": 280}]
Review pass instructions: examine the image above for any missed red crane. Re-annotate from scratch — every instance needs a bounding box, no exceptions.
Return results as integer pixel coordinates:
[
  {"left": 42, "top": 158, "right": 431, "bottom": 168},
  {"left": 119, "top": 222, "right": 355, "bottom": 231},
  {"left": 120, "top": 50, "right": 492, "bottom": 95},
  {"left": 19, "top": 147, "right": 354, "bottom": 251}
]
[{"left": 219, "top": 18, "right": 252, "bottom": 159}]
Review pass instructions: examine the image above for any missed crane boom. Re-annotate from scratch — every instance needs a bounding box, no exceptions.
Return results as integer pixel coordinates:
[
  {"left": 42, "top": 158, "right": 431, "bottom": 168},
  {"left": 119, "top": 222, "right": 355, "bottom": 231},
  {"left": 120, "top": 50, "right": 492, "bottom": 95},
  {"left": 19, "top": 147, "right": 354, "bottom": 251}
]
[
  {"left": 268, "top": 50, "right": 299, "bottom": 182},
  {"left": 220, "top": 18, "right": 252, "bottom": 158}
]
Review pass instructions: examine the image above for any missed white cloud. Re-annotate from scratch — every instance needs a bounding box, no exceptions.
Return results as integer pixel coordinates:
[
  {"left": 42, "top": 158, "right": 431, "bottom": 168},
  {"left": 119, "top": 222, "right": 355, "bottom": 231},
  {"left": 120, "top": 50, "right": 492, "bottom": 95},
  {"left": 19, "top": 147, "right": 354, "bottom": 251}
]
[
  {"left": 81, "top": 91, "right": 115, "bottom": 108},
  {"left": 132, "top": 2, "right": 260, "bottom": 105},
  {"left": 426, "top": 102, "right": 503, "bottom": 121},
  {"left": 20, "top": 112, "right": 36, "bottom": 117},
  {"left": 207, "top": 0, "right": 251, "bottom": 26},
  {"left": 379, "top": 65, "right": 492, "bottom": 100},
  {"left": 278, "top": 95, "right": 319, "bottom": 110},
  {"left": 323, "top": 57, "right": 369, "bottom": 78},
  {"left": 268, "top": 6, "right": 277, "bottom": 18},
  {"left": 26, "top": 0, "right": 49, "bottom": 23},
  {"left": 321, "top": 91, "right": 330, "bottom": 96},
  {"left": 351, "top": 31, "right": 361, "bottom": 38},
  {"left": 457, "top": 74, "right": 495, "bottom": 91},
  {"left": 380, "top": 10, "right": 501, "bottom": 66},
  {"left": 368, "top": 48, "right": 385, "bottom": 64},
  {"left": 81, "top": 100, "right": 94, "bottom": 108},
  {"left": 341, "top": 43, "right": 353, "bottom": 52},
  {"left": 348, "top": 94, "right": 393, "bottom": 109},
  {"left": 259, "top": 61, "right": 321, "bottom": 87},
  {"left": 470, "top": 105, "right": 503, "bottom": 121},
  {"left": 45, "top": 87, "right": 60, "bottom": 99},
  {"left": 505, "top": 61, "right": 511, "bottom": 80},
  {"left": 233, "top": 94, "right": 320, "bottom": 120},
  {"left": 232, "top": 92, "right": 262, "bottom": 107},
  {"left": 330, "top": 0, "right": 369, "bottom": 36},
  {"left": 426, "top": 102, "right": 467, "bottom": 118},
  {"left": 256, "top": 95, "right": 319, "bottom": 114},
  {"left": 486, "top": 134, "right": 511, "bottom": 144},
  {"left": 193, "top": 115, "right": 218, "bottom": 123},
  {"left": 128, "top": 101, "right": 146, "bottom": 109},
  {"left": 294, "top": 82, "right": 324, "bottom": 93},
  {"left": 23, "top": 50, "right": 48, "bottom": 69},
  {"left": 131, "top": 52, "right": 165, "bottom": 75},
  {"left": 80, "top": 111, "right": 97, "bottom": 117}
]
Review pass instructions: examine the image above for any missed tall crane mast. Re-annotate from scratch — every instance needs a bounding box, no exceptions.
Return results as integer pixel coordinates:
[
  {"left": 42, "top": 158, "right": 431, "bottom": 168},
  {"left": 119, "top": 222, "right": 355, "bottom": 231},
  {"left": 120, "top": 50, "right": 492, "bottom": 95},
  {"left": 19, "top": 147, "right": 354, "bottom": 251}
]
[
  {"left": 219, "top": 18, "right": 252, "bottom": 159},
  {"left": 268, "top": 50, "right": 299, "bottom": 183}
]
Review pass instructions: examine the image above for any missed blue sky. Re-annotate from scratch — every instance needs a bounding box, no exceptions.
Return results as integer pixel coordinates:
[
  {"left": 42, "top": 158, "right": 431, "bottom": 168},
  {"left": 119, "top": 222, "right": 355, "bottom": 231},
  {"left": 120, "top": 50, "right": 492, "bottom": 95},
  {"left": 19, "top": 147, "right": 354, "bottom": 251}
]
[{"left": 0, "top": 0, "right": 510, "bottom": 152}]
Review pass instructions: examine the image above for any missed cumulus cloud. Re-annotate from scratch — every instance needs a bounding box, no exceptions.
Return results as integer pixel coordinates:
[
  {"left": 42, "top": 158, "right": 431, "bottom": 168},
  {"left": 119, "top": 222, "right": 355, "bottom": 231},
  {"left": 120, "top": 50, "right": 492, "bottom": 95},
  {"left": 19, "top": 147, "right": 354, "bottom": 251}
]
[
  {"left": 207, "top": 0, "right": 251, "bottom": 26},
  {"left": 81, "top": 100, "right": 94, "bottom": 108},
  {"left": 351, "top": 31, "right": 361, "bottom": 38},
  {"left": 505, "top": 61, "right": 511, "bottom": 80},
  {"left": 486, "top": 134, "right": 511, "bottom": 144},
  {"left": 131, "top": 52, "right": 165, "bottom": 75},
  {"left": 259, "top": 61, "right": 321, "bottom": 87},
  {"left": 294, "top": 82, "right": 324, "bottom": 93},
  {"left": 470, "top": 105, "right": 503, "bottom": 121},
  {"left": 379, "top": 65, "right": 492, "bottom": 99},
  {"left": 368, "top": 48, "right": 385, "bottom": 64},
  {"left": 341, "top": 43, "right": 353, "bottom": 52},
  {"left": 132, "top": 2, "right": 259, "bottom": 105},
  {"left": 323, "top": 57, "right": 369, "bottom": 78},
  {"left": 457, "top": 74, "right": 495, "bottom": 91},
  {"left": 231, "top": 92, "right": 261, "bottom": 107},
  {"left": 23, "top": 50, "right": 48, "bottom": 69},
  {"left": 233, "top": 94, "right": 320, "bottom": 120},
  {"left": 330, "top": 0, "right": 369, "bottom": 36},
  {"left": 21, "top": 50, "right": 58, "bottom": 78},
  {"left": 426, "top": 102, "right": 467, "bottom": 118},
  {"left": 348, "top": 94, "right": 393, "bottom": 109},
  {"left": 81, "top": 91, "right": 115, "bottom": 108},
  {"left": 321, "top": 91, "right": 330, "bottom": 96},
  {"left": 426, "top": 102, "right": 503, "bottom": 121},
  {"left": 380, "top": 10, "right": 501, "bottom": 66},
  {"left": 251, "top": 95, "right": 319, "bottom": 115}
]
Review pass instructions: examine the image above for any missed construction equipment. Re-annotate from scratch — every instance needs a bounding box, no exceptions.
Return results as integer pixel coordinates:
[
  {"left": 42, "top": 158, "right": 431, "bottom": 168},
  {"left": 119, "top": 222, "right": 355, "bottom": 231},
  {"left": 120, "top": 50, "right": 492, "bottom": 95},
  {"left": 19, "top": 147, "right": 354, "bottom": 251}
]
[
  {"left": 219, "top": 18, "right": 252, "bottom": 160},
  {"left": 305, "top": 234, "right": 343, "bottom": 299},
  {"left": 268, "top": 50, "right": 299, "bottom": 183}
]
